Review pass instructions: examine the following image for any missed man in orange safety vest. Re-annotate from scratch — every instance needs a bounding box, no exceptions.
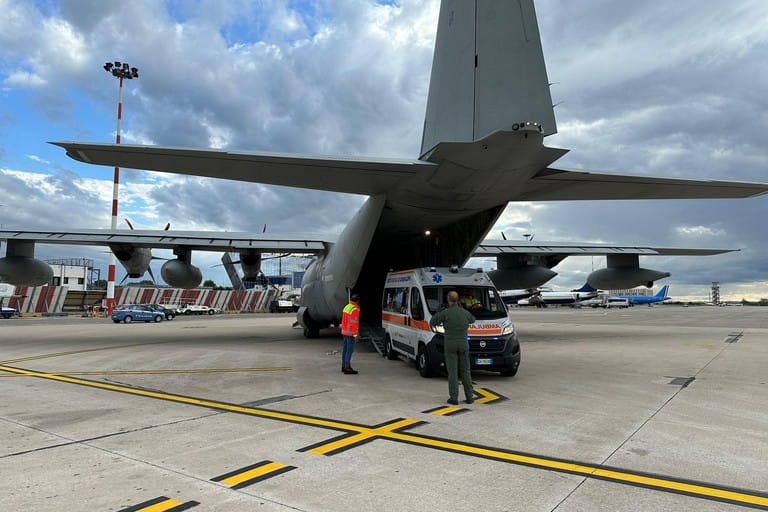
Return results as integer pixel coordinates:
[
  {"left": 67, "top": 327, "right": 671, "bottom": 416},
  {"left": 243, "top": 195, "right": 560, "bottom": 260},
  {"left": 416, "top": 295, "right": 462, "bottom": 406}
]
[{"left": 340, "top": 294, "right": 360, "bottom": 374}]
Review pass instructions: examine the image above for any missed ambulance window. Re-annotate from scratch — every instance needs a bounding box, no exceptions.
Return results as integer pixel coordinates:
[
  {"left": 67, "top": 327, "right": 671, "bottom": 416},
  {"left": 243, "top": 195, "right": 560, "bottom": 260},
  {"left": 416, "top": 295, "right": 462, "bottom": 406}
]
[
  {"left": 384, "top": 287, "right": 408, "bottom": 314},
  {"left": 410, "top": 287, "right": 424, "bottom": 321},
  {"left": 393, "top": 287, "right": 408, "bottom": 313},
  {"left": 422, "top": 286, "right": 442, "bottom": 313},
  {"left": 382, "top": 288, "right": 398, "bottom": 312}
]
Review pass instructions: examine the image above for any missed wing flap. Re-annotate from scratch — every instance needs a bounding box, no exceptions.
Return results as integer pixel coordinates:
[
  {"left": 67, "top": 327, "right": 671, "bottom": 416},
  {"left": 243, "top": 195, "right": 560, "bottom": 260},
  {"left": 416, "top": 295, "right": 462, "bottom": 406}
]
[
  {"left": 51, "top": 142, "right": 435, "bottom": 196},
  {"left": 0, "top": 229, "right": 330, "bottom": 253},
  {"left": 516, "top": 167, "right": 768, "bottom": 200},
  {"left": 474, "top": 240, "right": 737, "bottom": 256}
]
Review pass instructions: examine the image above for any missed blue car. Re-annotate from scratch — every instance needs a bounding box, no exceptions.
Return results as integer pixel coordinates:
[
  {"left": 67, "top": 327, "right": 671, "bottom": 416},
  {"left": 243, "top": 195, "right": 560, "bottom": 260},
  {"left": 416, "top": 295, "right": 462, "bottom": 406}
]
[{"left": 111, "top": 304, "right": 165, "bottom": 323}]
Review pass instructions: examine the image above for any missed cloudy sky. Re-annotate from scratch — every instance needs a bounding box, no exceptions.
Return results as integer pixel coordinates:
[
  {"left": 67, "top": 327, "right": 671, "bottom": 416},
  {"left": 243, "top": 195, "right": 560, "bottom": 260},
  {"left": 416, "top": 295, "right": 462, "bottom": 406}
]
[{"left": 1, "top": 0, "right": 767, "bottom": 301}]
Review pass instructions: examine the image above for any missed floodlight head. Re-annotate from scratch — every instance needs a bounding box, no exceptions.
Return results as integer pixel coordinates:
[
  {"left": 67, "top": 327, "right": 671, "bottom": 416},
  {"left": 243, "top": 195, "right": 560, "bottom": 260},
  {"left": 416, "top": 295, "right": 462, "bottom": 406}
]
[{"left": 104, "top": 62, "right": 113, "bottom": 71}]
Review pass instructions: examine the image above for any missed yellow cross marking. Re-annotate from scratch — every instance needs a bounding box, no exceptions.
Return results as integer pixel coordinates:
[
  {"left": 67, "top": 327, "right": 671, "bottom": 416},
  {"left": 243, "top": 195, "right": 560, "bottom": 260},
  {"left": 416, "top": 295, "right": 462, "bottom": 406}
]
[
  {"left": 307, "top": 418, "right": 421, "bottom": 455},
  {"left": 4, "top": 363, "right": 768, "bottom": 510}
]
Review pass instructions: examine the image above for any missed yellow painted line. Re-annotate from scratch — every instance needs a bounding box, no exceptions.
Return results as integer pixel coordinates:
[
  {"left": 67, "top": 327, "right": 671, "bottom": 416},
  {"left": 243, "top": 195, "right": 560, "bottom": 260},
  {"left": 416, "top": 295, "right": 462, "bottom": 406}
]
[
  {"left": 0, "top": 341, "right": 178, "bottom": 365},
  {"left": 0, "top": 364, "right": 381, "bottom": 433},
  {"left": 117, "top": 496, "right": 198, "bottom": 512},
  {"left": 4, "top": 363, "right": 768, "bottom": 510},
  {"left": 0, "top": 367, "right": 290, "bottom": 377},
  {"left": 138, "top": 498, "right": 184, "bottom": 512},
  {"left": 473, "top": 387, "right": 504, "bottom": 404},
  {"left": 429, "top": 406, "right": 463, "bottom": 416},
  {"left": 307, "top": 418, "right": 421, "bottom": 455},
  {"left": 220, "top": 462, "right": 288, "bottom": 487}
]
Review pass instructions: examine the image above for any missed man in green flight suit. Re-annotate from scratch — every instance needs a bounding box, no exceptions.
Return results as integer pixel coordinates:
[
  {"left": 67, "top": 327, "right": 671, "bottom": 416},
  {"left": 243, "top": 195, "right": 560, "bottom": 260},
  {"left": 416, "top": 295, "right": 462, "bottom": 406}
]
[{"left": 429, "top": 290, "right": 476, "bottom": 405}]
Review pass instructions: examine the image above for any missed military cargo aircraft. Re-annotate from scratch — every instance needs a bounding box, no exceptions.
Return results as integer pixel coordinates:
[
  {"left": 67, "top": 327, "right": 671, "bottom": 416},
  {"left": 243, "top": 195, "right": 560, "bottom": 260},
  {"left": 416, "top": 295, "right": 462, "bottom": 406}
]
[{"left": 1, "top": 1, "right": 766, "bottom": 337}]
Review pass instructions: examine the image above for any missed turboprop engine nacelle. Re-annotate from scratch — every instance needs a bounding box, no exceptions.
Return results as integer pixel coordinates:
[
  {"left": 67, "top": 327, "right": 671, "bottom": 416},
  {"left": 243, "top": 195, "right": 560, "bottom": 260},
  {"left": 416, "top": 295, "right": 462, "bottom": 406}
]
[
  {"left": 239, "top": 250, "right": 262, "bottom": 280},
  {"left": 587, "top": 254, "right": 670, "bottom": 289},
  {"left": 110, "top": 244, "right": 152, "bottom": 278},
  {"left": 0, "top": 240, "right": 53, "bottom": 285},
  {"left": 161, "top": 259, "right": 202, "bottom": 289},
  {"left": 587, "top": 267, "right": 670, "bottom": 289},
  {"left": 488, "top": 266, "right": 557, "bottom": 290},
  {"left": 0, "top": 256, "right": 53, "bottom": 285}
]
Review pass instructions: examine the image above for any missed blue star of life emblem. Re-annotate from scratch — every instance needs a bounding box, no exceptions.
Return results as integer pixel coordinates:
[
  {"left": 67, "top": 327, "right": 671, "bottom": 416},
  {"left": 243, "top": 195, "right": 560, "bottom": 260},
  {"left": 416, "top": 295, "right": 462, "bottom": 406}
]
[{"left": 432, "top": 273, "right": 442, "bottom": 283}]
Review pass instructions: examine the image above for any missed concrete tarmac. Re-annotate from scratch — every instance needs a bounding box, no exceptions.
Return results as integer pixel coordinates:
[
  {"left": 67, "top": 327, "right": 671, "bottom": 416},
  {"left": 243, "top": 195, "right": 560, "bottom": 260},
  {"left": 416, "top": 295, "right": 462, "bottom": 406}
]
[{"left": 0, "top": 307, "right": 767, "bottom": 511}]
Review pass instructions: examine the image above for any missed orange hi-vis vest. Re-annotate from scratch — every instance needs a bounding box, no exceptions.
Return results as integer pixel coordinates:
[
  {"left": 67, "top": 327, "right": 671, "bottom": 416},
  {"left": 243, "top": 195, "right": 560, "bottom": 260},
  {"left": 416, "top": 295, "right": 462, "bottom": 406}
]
[{"left": 341, "top": 301, "right": 360, "bottom": 336}]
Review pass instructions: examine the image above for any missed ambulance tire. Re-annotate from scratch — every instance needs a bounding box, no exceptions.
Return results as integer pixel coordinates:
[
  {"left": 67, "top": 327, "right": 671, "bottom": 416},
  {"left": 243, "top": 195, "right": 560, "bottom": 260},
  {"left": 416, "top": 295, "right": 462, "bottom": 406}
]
[
  {"left": 416, "top": 344, "right": 435, "bottom": 378},
  {"left": 384, "top": 335, "right": 399, "bottom": 360},
  {"left": 500, "top": 366, "right": 518, "bottom": 377}
]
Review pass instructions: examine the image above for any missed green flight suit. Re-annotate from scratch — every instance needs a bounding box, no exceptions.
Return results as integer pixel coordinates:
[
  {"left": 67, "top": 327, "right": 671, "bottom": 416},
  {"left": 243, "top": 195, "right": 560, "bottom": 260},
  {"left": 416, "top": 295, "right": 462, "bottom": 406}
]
[{"left": 429, "top": 304, "right": 475, "bottom": 402}]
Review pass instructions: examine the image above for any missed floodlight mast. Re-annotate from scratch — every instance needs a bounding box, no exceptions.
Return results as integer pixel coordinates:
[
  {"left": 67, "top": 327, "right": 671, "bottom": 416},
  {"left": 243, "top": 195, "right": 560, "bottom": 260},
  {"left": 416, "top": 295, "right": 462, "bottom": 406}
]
[{"left": 103, "top": 61, "right": 139, "bottom": 315}]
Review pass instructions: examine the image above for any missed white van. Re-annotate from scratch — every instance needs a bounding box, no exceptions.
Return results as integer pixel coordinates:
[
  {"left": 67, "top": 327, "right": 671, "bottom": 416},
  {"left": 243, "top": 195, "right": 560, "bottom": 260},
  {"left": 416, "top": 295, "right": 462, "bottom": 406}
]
[
  {"left": 381, "top": 266, "right": 521, "bottom": 377},
  {"left": 605, "top": 298, "right": 631, "bottom": 308}
]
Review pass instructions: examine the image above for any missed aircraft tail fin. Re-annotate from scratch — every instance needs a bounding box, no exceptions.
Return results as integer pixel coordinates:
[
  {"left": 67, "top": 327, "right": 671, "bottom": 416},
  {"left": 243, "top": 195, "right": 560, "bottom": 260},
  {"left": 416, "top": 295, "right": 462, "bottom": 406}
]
[
  {"left": 574, "top": 283, "right": 597, "bottom": 293},
  {"left": 420, "top": 0, "right": 557, "bottom": 157},
  {"left": 657, "top": 285, "right": 670, "bottom": 299}
]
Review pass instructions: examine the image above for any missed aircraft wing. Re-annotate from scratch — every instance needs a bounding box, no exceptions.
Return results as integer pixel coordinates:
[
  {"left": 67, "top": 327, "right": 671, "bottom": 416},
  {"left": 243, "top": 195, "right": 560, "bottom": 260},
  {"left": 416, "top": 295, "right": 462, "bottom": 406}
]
[
  {"left": 517, "top": 167, "right": 768, "bottom": 200},
  {"left": 0, "top": 229, "right": 331, "bottom": 253},
  {"left": 51, "top": 142, "right": 435, "bottom": 196},
  {"left": 474, "top": 240, "right": 737, "bottom": 257}
]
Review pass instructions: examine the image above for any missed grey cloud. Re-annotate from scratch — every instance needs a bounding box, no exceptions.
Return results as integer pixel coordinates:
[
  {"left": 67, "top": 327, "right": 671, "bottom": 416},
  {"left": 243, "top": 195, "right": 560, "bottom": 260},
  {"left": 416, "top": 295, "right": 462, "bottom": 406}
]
[{"left": 2, "top": 0, "right": 767, "bottom": 297}]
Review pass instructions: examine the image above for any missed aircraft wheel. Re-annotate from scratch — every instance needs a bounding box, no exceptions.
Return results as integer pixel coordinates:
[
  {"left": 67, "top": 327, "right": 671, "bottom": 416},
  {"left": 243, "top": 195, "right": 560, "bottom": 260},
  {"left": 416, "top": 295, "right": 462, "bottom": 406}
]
[
  {"left": 303, "top": 324, "right": 320, "bottom": 338},
  {"left": 416, "top": 344, "right": 434, "bottom": 378},
  {"left": 385, "top": 335, "right": 399, "bottom": 360},
  {"left": 123, "top": 315, "right": 133, "bottom": 323}
]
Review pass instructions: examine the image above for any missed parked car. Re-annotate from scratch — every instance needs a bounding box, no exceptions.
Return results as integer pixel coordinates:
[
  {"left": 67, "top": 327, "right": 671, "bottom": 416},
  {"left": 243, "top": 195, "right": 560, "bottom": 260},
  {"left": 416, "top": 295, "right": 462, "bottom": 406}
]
[
  {"left": 178, "top": 304, "right": 219, "bottom": 315},
  {"left": 112, "top": 304, "right": 166, "bottom": 323},
  {"left": 269, "top": 295, "right": 300, "bottom": 313},
  {"left": 146, "top": 304, "right": 176, "bottom": 320},
  {"left": 1, "top": 306, "right": 18, "bottom": 319}
]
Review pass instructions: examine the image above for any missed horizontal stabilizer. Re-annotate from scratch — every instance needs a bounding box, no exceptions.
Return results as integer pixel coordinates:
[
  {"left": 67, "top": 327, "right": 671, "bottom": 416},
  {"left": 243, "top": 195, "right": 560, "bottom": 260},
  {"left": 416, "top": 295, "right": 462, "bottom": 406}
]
[
  {"left": 517, "top": 167, "right": 768, "bottom": 200},
  {"left": 52, "top": 142, "right": 434, "bottom": 196}
]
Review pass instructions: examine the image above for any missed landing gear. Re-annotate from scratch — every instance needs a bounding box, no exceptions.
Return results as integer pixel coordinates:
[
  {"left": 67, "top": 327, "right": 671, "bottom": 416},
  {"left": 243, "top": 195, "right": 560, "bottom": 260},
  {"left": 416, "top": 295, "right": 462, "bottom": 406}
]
[{"left": 303, "top": 324, "right": 320, "bottom": 338}]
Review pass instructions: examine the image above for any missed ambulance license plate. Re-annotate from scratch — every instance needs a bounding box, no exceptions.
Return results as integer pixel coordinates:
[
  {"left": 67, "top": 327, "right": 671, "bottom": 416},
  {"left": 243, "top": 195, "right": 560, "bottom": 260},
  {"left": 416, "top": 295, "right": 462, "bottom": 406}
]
[{"left": 474, "top": 358, "right": 493, "bottom": 365}]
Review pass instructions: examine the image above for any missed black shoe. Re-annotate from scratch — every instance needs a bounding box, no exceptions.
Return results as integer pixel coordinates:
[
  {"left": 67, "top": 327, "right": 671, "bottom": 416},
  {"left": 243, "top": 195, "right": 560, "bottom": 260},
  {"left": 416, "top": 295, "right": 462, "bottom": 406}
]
[
  {"left": 465, "top": 398, "right": 474, "bottom": 404},
  {"left": 343, "top": 367, "right": 358, "bottom": 375},
  {"left": 446, "top": 398, "right": 458, "bottom": 405}
]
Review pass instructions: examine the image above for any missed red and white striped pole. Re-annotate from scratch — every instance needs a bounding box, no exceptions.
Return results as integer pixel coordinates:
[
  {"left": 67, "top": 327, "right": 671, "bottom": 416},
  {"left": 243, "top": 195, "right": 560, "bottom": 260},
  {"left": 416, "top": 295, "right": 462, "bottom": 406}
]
[{"left": 103, "top": 61, "right": 138, "bottom": 315}]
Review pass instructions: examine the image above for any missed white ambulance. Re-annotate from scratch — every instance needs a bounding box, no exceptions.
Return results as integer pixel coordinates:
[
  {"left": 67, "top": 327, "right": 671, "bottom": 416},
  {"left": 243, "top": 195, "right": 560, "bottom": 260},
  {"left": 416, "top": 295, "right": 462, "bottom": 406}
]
[{"left": 381, "top": 266, "right": 521, "bottom": 377}]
